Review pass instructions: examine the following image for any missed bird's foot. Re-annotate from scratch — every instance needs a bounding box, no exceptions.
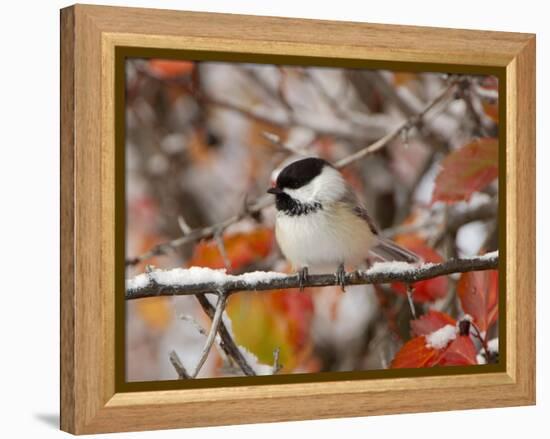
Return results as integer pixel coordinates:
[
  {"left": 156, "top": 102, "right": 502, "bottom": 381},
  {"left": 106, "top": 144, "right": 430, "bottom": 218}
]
[
  {"left": 297, "top": 266, "right": 309, "bottom": 292},
  {"left": 336, "top": 263, "right": 347, "bottom": 292}
]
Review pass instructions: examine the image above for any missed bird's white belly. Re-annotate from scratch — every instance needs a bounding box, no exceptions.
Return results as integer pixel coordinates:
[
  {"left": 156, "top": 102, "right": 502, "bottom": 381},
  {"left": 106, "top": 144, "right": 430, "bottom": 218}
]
[{"left": 275, "top": 206, "right": 376, "bottom": 270}]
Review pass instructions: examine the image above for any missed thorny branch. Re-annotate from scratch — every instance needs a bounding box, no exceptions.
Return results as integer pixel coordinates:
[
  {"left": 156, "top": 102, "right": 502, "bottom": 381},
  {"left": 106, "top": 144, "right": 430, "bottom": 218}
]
[
  {"left": 126, "top": 253, "right": 498, "bottom": 300},
  {"left": 126, "top": 78, "right": 460, "bottom": 267}
]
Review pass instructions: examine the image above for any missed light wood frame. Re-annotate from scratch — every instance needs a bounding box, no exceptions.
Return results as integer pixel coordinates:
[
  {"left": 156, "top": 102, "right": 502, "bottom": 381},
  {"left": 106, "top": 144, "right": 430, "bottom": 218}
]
[{"left": 60, "top": 4, "right": 536, "bottom": 434}]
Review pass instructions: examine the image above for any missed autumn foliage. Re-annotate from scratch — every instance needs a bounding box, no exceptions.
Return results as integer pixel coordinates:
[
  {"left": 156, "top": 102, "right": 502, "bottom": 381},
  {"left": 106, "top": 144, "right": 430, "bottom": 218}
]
[
  {"left": 432, "top": 138, "right": 499, "bottom": 204},
  {"left": 125, "top": 59, "right": 500, "bottom": 381}
]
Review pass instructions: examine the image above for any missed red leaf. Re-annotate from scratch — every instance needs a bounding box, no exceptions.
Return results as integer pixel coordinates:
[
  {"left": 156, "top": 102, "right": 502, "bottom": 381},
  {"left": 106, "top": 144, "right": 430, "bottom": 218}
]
[
  {"left": 432, "top": 138, "right": 498, "bottom": 204},
  {"left": 189, "top": 228, "right": 274, "bottom": 271},
  {"left": 392, "top": 237, "right": 448, "bottom": 302},
  {"left": 411, "top": 310, "right": 457, "bottom": 337},
  {"left": 436, "top": 336, "right": 478, "bottom": 366},
  {"left": 148, "top": 59, "right": 194, "bottom": 78},
  {"left": 390, "top": 336, "right": 439, "bottom": 368},
  {"left": 391, "top": 333, "right": 478, "bottom": 369},
  {"left": 457, "top": 269, "right": 499, "bottom": 333}
]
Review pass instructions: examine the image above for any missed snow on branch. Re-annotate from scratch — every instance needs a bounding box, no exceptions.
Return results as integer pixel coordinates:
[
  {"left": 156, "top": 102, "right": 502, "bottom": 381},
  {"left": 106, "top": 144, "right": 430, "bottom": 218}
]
[
  {"left": 125, "top": 78, "right": 460, "bottom": 267},
  {"left": 126, "top": 251, "right": 498, "bottom": 300}
]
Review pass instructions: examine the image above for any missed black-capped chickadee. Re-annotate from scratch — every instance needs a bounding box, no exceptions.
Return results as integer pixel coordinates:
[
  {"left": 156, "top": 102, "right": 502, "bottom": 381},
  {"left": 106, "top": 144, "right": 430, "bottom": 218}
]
[{"left": 267, "top": 157, "right": 419, "bottom": 290}]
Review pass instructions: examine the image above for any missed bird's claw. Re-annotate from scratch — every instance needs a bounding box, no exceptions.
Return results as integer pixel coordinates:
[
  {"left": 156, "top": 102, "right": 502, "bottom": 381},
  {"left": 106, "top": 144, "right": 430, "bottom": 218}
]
[
  {"left": 297, "top": 267, "right": 309, "bottom": 292},
  {"left": 336, "top": 263, "right": 347, "bottom": 292}
]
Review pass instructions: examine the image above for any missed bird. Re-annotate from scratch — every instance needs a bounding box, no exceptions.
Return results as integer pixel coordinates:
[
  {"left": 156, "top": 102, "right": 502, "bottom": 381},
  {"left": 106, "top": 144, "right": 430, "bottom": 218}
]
[{"left": 267, "top": 157, "right": 419, "bottom": 290}]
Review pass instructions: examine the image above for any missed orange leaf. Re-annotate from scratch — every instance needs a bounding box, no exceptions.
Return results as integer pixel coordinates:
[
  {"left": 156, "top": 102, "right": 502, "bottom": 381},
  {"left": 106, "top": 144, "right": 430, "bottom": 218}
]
[
  {"left": 390, "top": 336, "right": 439, "bottom": 368},
  {"left": 436, "top": 336, "right": 478, "bottom": 366},
  {"left": 432, "top": 138, "right": 498, "bottom": 204},
  {"left": 148, "top": 59, "right": 194, "bottom": 78},
  {"left": 457, "top": 269, "right": 499, "bottom": 333},
  {"left": 189, "top": 228, "right": 274, "bottom": 271},
  {"left": 392, "top": 237, "right": 448, "bottom": 302},
  {"left": 411, "top": 310, "right": 456, "bottom": 337}
]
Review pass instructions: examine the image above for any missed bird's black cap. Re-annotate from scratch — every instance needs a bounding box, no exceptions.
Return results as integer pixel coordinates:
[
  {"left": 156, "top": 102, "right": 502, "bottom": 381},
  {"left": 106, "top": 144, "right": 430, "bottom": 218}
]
[{"left": 272, "top": 157, "right": 330, "bottom": 190}]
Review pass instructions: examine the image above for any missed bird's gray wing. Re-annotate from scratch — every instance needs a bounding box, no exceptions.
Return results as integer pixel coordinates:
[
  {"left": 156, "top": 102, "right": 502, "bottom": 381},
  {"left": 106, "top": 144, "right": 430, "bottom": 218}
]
[
  {"left": 347, "top": 194, "right": 419, "bottom": 262},
  {"left": 339, "top": 187, "right": 380, "bottom": 236},
  {"left": 352, "top": 205, "right": 380, "bottom": 236}
]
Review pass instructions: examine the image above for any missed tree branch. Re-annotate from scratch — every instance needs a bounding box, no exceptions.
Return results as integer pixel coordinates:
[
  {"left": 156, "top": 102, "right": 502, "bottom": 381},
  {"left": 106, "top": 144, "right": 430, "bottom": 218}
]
[
  {"left": 126, "top": 79, "right": 459, "bottom": 267},
  {"left": 126, "top": 253, "right": 498, "bottom": 300}
]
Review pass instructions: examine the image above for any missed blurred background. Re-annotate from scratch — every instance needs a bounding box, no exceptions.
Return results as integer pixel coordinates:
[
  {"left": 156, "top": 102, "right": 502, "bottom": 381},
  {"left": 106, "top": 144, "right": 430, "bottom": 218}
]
[{"left": 125, "top": 58, "right": 499, "bottom": 381}]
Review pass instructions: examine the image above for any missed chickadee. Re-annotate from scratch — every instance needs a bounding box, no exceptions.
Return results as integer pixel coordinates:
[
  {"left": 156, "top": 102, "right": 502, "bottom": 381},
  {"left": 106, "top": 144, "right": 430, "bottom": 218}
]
[{"left": 267, "top": 157, "right": 419, "bottom": 290}]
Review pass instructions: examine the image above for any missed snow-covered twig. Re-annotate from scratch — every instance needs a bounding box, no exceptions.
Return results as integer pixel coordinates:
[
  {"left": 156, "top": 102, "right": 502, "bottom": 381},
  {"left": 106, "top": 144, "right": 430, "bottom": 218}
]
[
  {"left": 126, "top": 252, "right": 498, "bottom": 300},
  {"left": 126, "top": 79, "right": 459, "bottom": 267}
]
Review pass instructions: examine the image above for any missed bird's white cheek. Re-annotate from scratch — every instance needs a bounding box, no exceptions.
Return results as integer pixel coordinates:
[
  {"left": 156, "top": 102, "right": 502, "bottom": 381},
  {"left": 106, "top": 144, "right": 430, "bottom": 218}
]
[{"left": 283, "top": 186, "right": 314, "bottom": 204}]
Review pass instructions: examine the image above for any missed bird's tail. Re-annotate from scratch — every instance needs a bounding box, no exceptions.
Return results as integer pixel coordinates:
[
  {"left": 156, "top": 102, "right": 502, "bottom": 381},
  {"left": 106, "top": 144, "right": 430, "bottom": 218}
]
[{"left": 369, "top": 238, "right": 421, "bottom": 263}]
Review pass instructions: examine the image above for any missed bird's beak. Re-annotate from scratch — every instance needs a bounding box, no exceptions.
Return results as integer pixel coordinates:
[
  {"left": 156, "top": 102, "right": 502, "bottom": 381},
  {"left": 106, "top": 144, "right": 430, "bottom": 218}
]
[{"left": 267, "top": 187, "right": 283, "bottom": 195}]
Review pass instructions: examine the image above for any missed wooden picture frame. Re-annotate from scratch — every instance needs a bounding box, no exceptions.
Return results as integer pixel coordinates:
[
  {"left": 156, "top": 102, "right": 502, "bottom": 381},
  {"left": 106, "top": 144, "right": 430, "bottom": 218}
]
[{"left": 60, "top": 4, "right": 536, "bottom": 434}]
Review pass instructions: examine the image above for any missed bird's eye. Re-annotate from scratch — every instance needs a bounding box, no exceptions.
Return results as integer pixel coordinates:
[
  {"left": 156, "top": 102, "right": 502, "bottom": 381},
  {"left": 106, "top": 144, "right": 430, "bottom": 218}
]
[{"left": 288, "top": 180, "right": 301, "bottom": 189}]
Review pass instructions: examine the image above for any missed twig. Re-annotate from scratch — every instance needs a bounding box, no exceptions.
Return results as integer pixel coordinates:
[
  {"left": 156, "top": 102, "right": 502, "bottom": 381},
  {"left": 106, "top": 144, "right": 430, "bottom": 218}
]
[
  {"left": 126, "top": 80, "right": 458, "bottom": 267},
  {"left": 195, "top": 294, "right": 256, "bottom": 376},
  {"left": 125, "top": 195, "right": 271, "bottom": 267},
  {"left": 180, "top": 314, "right": 229, "bottom": 363},
  {"left": 384, "top": 198, "right": 497, "bottom": 239},
  {"left": 406, "top": 285, "right": 417, "bottom": 319},
  {"left": 261, "top": 131, "right": 310, "bottom": 156},
  {"left": 431, "top": 198, "right": 497, "bottom": 248},
  {"left": 126, "top": 253, "right": 498, "bottom": 300},
  {"left": 470, "top": 321, "right": 491, "bottom": 361},
  {"left": 214, "top": 231, "right": 231, "bottom": 271},
  {"left": 363, "top": 71, "right": 452, "bottom": 147},
  {"left": 191, "top": 293, "right": 227, "bottom": 378},
  {"left": 334, "top": 78, "right": 458, "bottom": 168},
  {"left": 304, "top": 70, "right": 363, "bottom": 127},
  {"left": 179, "top": 314, "right": 207, "bottom": 336},
  {"left": 177, "top": 215, "right": 192, "bottom": 235},
  {"left": 272, "top": 347, "right": 282, "bottom": 374},
  {"left": 201, "top": 93, "right": 392, "bottom": 142},
  {"left": 169, "top": 350, "right": 191, "bottom": 379},
  {"left": 276, "top": 66, "right": 293, "bottom": 112},
  {"left": 446, "top": 200, "right": 498, "bottom": 233}
]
